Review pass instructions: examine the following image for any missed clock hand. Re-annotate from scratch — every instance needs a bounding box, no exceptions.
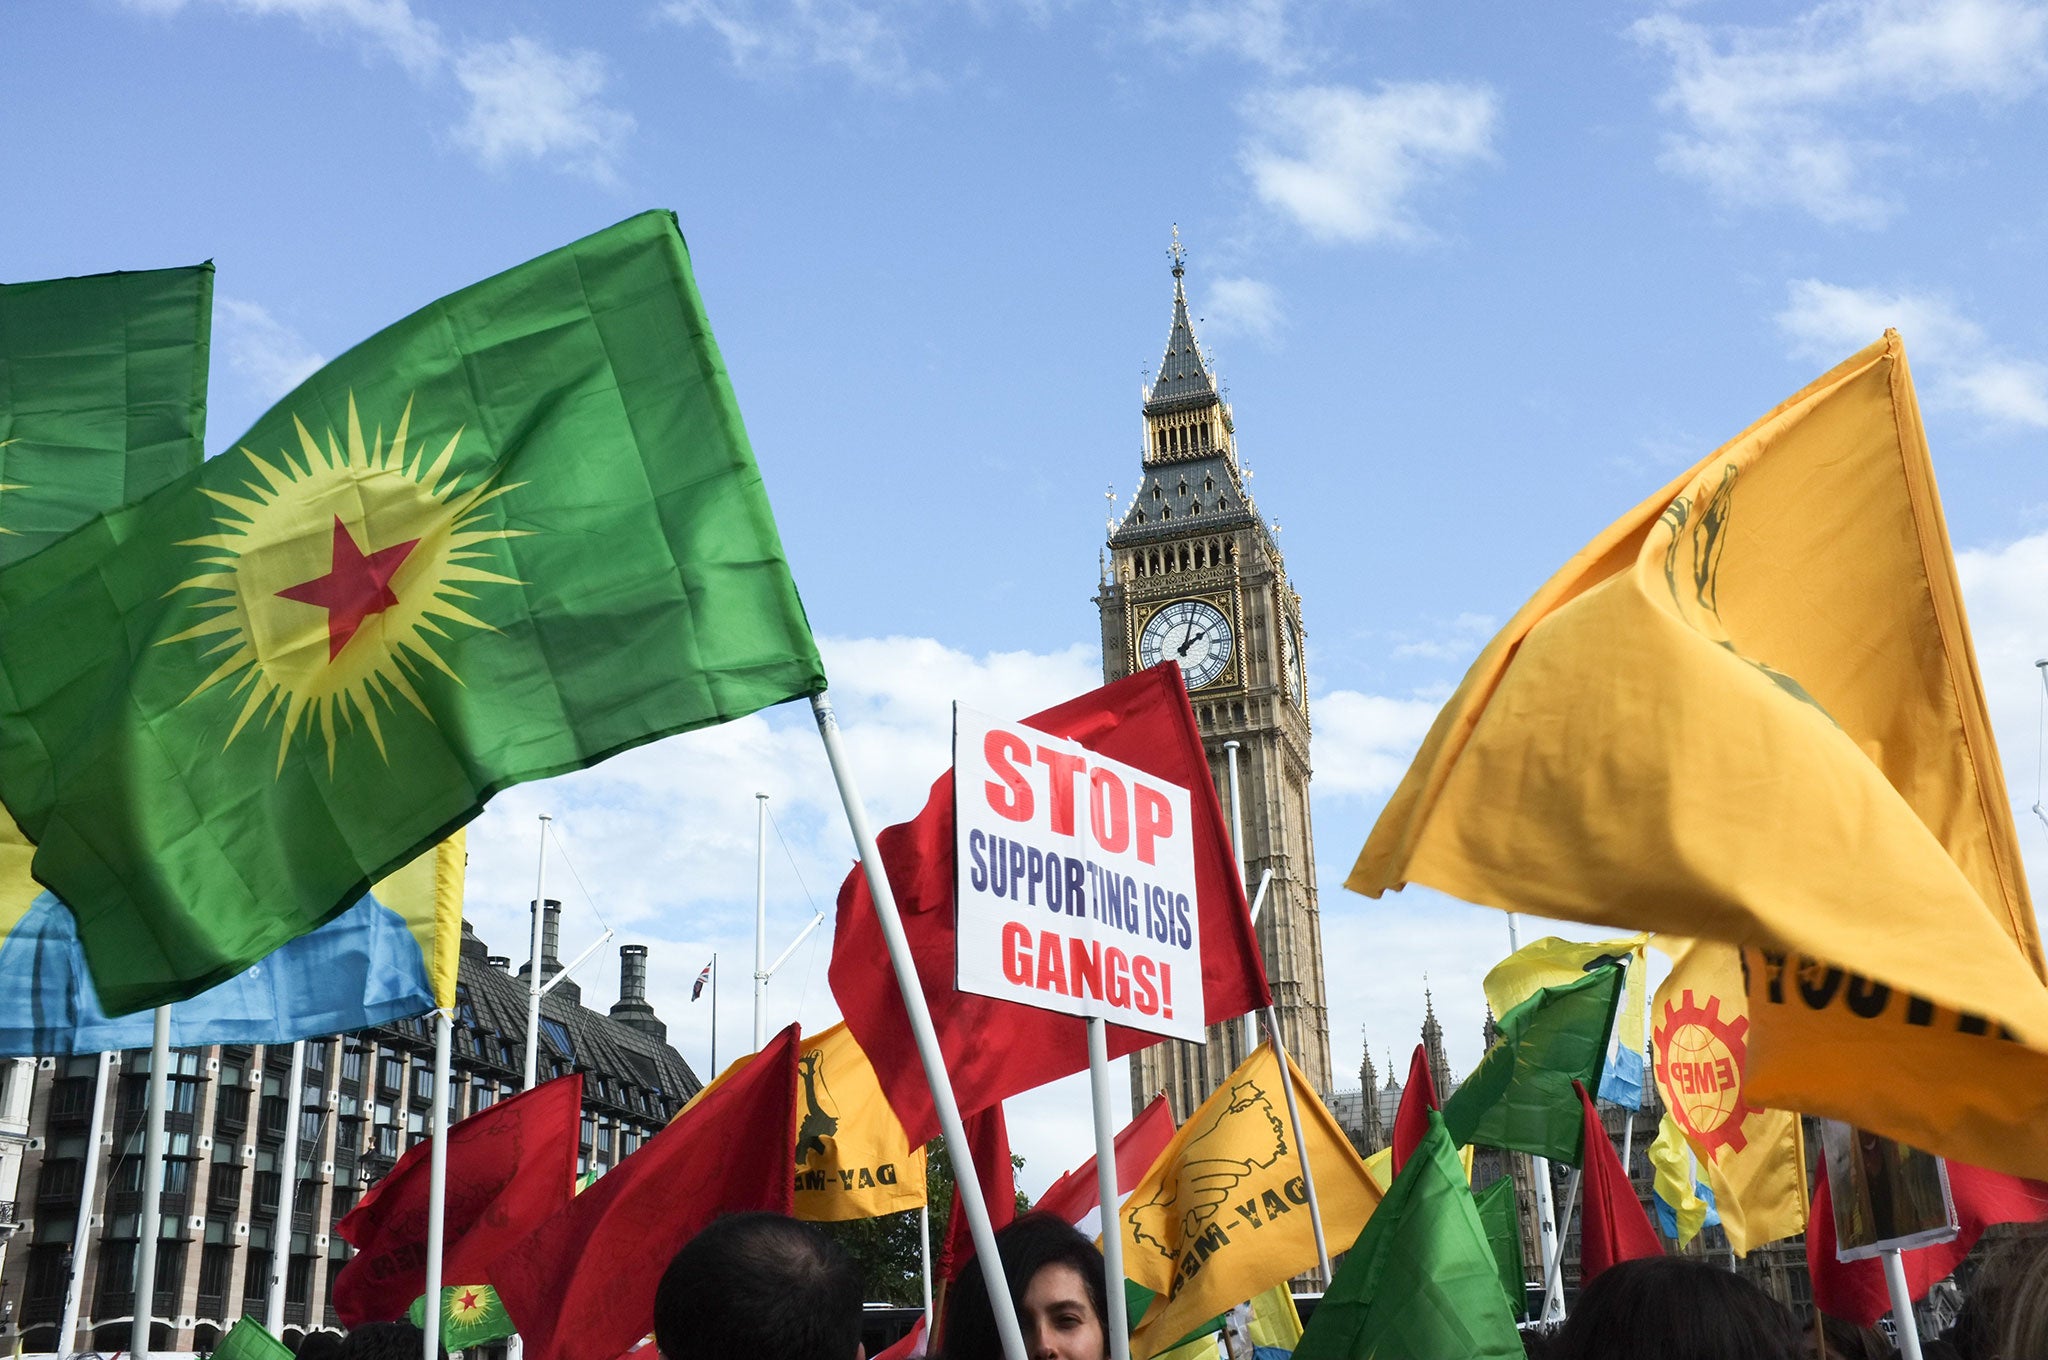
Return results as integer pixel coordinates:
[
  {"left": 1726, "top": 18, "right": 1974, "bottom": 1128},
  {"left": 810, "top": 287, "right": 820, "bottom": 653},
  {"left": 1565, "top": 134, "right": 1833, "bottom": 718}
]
[{"left": 1177, "top": 627, "right": 1209, "bottom": 657}]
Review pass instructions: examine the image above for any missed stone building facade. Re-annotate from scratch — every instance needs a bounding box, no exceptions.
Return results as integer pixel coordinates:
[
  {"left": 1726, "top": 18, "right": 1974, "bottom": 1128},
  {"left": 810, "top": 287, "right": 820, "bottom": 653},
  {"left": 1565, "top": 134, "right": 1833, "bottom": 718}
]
[{"left": 0, "top": 908, "right": 696, "bottom": 1353}]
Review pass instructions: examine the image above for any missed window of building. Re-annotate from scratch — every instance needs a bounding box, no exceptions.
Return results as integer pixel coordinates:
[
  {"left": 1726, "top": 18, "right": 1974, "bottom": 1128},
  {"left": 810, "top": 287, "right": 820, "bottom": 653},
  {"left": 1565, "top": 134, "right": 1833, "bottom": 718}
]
[
  {"left": 305, "top": 1042, "right": 327, "bottom": 1072},
  {"left": 598, "top": 1124, "right": 612, "bottom": 1154},
  {"left": 412, "top": 1066, "right": 434, "bottom": 1100},
  {"left": 198, "top": 1238, "right": 233, "bottom": 1299},
  {"left": 340, "top": 1046, "right": 364, "bottom": 1083},
  {"left": 375, "top": 1126, "right": 399, "bottom": 1159},
  {"left": 539, "top": 1017, "right": 575, "bottom": 1059},
  {"left": 580, "top": 1116, "right": 595, "bottom": 1148},
  {"left": 379, "top": 1057, "right": 403, "bottom": 1092},
  {"left": 300, "top": 1109, "right": 324, "bottom": 1145},
  {"left": 455, "top": 984, "right": 477, "bottom": 1028}
]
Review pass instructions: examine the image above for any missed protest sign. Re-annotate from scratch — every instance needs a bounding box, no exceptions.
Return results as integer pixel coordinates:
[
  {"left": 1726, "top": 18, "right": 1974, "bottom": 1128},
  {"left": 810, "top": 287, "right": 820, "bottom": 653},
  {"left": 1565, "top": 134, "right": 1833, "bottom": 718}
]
[{"left": 953, "top": 703, "right": 1203, "bottom": 1042}]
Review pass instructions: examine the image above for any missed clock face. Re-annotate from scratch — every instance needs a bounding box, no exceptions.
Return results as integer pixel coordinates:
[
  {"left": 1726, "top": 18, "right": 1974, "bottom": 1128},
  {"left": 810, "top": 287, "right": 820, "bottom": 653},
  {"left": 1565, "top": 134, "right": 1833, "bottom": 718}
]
[
  {"left": 1283, "top": 617, "right": 1304, "bottom": 706},
  {"left": 1138, "top": 598, "right": 1234, "bottom": 689}
]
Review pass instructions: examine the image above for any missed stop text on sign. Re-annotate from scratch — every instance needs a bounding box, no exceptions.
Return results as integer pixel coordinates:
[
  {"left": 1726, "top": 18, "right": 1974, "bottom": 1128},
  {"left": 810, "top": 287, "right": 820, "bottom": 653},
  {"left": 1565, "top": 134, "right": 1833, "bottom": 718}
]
[{"left": 954, "top": 704, "right": 1203, "bottom": 1042}]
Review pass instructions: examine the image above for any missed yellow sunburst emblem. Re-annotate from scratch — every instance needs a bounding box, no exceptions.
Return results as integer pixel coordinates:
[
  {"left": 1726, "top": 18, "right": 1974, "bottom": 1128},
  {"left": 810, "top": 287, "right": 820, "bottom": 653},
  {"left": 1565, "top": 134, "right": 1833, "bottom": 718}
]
[{"left": 163, "top": 396, "right": 525, "bottom": 772}]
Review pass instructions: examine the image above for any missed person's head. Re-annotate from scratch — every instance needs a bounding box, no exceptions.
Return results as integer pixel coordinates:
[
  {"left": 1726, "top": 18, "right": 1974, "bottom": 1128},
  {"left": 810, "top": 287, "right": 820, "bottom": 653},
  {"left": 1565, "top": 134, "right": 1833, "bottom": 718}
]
[
  {"left": 1992, "top": 1233, "right": 2048, "bottom": 1360},
  {"left": 654, "top": 1211, "right": 863, "bottom": 1360},
  {"left": 296, "top": 1331, "right": 347, "bottom": 1360},
  {"left": 940, "top": 1212, "right": 1109, "bottom": 1360},
  {"left": 1551, "top": 1257, "right": 1803, "bottom": 1360},
  {"left": 341, "top": 1322, "right": 444, "bottom": 1360}
]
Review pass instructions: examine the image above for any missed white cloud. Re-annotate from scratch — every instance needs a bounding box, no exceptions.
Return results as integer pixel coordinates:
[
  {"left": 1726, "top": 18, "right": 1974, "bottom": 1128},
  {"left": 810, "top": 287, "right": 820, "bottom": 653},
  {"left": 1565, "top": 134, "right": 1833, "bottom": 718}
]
[
  {"left": 1308, "top": 689, "right": 1443, "bottom": 801},
  {"left": 1633, "top": 0, "right": 2048, "bottom": 225},
  {"left": 658, "top": 0, "right": 932, "bottom": 92},
  {"left": 122, "top": 0, "right": 446, "bottom": 76},
  {"left": 1777, "top": 278, "right": 2048, "bottom": 427},
  {"left": 1239, "top": 82, "right": 1499, "bottom": 245},
  {"left": 119, "top": 1, "right": 633, "bottom": 177},
  {"left": 1200, "top": 276, "right": 1283, "bottom": 344},
  {"left": 1956, "top": 531, "right": 2048, "bottom": 915},
  {"left": 213, "top": 297, "right": 328, "bottom": 413},
  {"left": 451, "top": 37, "right": 636, "bottom": 181},
  {"left": 1129, "top": 0, "right": 1304, "bottom": 75}
]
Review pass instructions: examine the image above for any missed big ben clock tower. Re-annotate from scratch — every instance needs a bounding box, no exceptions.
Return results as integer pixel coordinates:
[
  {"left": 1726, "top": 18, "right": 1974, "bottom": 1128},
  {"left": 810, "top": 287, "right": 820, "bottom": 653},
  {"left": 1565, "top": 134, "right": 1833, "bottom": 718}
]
[{"left": 1096, "top": 232, "right": 1333, "bottom": 1116}]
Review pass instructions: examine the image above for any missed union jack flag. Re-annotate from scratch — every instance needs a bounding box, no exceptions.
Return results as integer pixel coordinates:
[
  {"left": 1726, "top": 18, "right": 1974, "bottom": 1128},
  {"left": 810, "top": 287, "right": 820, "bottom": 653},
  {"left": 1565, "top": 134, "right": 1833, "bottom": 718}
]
[{"left": 691, "top": 960, "right": 712, "bottom": 1001}]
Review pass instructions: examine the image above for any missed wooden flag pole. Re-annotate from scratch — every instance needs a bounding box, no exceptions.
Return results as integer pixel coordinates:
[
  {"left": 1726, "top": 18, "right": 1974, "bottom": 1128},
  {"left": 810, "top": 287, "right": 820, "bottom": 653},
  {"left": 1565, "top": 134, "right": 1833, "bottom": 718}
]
[
  {"left": 132, "top": 1005, "right": 171, "bottom": 1360},
  {"left": 811, "top": 693, "right": 1028, "bottom": 1360},
  {"left": 266, "top": 1039, "right": 306, "bottom": 1335},
  {"left": 1088, "top": 1018, "right": 1132, "bottom": 1360},
  {"left": 1262, "top": 1009, "right": 1331, "bottom": 1279},
  {"left": 57, "top": 1051, "right": 113, "bottom": 1356},
  {"left": 423, "top": 1008, "right": 454, "bottom": 1360}
]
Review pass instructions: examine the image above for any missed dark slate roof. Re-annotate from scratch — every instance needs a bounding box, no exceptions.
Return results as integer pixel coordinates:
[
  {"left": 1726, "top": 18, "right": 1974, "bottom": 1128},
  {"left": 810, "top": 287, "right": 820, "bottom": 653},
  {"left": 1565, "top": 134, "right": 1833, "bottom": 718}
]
[
  {"left": 430, "top": 925, "right": 700, "bottom": 1124},
  {"left": 1109, "top": 453, "right": 1256, "bottom": 549},
  {"left": 1144, "top": 269, "right": 1219, "bottom": 417}
]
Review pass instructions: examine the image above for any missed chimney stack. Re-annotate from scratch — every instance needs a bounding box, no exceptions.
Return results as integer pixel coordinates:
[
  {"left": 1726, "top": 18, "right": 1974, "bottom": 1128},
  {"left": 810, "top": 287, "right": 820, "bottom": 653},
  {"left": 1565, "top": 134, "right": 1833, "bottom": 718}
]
[
  {"left": 609, "top": 944, "right": 666, "bottom": 1042},
  {"left": 518, "top": 900, "right": 569, "bottom": 997}
]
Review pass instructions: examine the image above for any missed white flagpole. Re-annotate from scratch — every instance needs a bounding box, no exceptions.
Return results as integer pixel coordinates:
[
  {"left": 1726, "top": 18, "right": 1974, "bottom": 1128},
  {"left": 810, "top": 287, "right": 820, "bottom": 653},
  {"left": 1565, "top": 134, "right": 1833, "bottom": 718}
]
[
  {"left": 1541, "top": 1167, "right": 1582, "bottom": 1321},
  {"left": 58, "top": 1051, "right": 114, "bottom": 1356},
  {"left": 919, "top": 1203, "right": 935, "bottom": 1335},
  {"left": 710, "top": 952, "right": 718, "bottom": 1076},
  {"left": 423, "top": 1009, "right": 454, "bottom": 1360},
  {"left": 1511, "top": 910, "right": 1564, "bottom": 1322},
  {"left": 1088, "top": 1018, "right": 1131, "bottom": 1360},
  {"left": 754, "top": 792, "right": 769, "bottom": 1052},
  {"left": 1261, "top": 1009, "right": 1330, "bottom": 1279},
  {"left": 522, "top": 814, "right": 551, "bottom": 1092},
  {"left": 1883, "top": 1248, "right": 1927, "bottom": 1360},
  {"left": 266, "top": 1039, "right": 307, "bottom": 1334},
  {"left": 132, "top": 1006, "right": 171, "bottom": 1360},
  {"left": 810, "top": 693, "right": 1028, "bottom": 1360},
  {"left": 1223, "top": 741, "right": 1257, "bottom": 1063}
]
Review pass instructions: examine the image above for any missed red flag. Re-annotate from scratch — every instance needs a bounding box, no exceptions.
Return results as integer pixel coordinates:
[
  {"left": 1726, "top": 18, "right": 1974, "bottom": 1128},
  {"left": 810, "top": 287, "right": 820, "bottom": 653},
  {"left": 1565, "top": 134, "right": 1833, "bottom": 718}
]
[
  {"left": 1573, "top": 1081, "right": 1662, "bottom": 1284},
  {"left": 875, "top": 1316, "right": 927, "bottom": 1360},
  {"left": 333, "top": 1074, "right": 582, "bottom": 1326},
  {"left": 1808, "top": 1161, "right": 2048, "bottom": 1326},
  {"left": 490, "top": 1025, "right": 801, "bottom": 1360},
  {"left": 1389, "top": 1044, "right": 1440, "bottom": 1178},
  {"left": 829, "top": 663, "right": 1271, "bottom": 1144},
  {"left": 939, "top": 1103, "right": 1016, "bottom": 1282},
  {"left": 1032, "top": 1093, "right": 1177, "bottom": 1228}
]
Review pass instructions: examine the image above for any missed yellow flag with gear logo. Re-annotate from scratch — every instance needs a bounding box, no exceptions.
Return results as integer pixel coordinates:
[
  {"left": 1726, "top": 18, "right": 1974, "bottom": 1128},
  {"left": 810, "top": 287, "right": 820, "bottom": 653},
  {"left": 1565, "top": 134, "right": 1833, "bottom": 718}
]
[
  {"left": 1650, "top": 936, "right": 1804, "bottom": 1255},
  {"left": 1119, "top": 1043, "right": 1380, "bottom": 1355},
  {"left": 1350, "top": 333, "right": 2048, "bottom": 1178}
]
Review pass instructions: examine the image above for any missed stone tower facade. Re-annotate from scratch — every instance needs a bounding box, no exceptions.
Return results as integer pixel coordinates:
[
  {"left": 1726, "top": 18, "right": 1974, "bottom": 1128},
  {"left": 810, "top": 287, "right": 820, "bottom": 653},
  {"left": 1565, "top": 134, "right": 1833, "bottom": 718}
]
[{"left": 1097, "top": 235, "right": 1332, "bottom": 1118}]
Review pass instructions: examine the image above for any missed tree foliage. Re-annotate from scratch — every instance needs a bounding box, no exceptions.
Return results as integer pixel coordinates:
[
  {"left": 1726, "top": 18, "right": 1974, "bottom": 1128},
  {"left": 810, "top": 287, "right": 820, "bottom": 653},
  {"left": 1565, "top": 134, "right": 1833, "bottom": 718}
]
[{"left": 820, "top": 1136, "right": 1031, "bottom": 1304}]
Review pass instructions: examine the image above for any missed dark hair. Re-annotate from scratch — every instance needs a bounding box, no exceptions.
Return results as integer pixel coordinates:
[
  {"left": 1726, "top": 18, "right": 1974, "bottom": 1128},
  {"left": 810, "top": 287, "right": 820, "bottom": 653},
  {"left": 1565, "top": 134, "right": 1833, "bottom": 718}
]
[
  {"left": 341, "top": 1322, "right": 444, "bottom": 1360},
  {"left": 654, "top": 1211, "right": 862, "bottom": 1360},
  {"left": 1551, "top": 1258, "right": 1802, "bottom": 1360},
  {"left": 296, "top": 1332, "right": 348, "bottom": 1360},
  {"left": 939, "top": 1212, "right": 1108, "bottom": 1360}
]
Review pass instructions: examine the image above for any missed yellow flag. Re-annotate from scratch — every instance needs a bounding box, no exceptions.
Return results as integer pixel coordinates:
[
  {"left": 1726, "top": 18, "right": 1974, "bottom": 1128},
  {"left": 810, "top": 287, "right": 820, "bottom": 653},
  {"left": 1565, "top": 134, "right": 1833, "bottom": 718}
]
[
  {"left": 1119, "top": 1043, "right": 1380, "bottom": 1355},
  {"left": 676, "top": 1024, "right": 926, "bottom": 1221},
  {"left": 1650, "top": 937, "right": 1805, "bottom": 1255},
  {"left": 791, "top": 1022, "right": 927, "bottom": 1221},
  {"left": 1647, "top": 1114, "right": 1711, "bottom": 1249},
  {"left": 1362, "top": 1142, "right": 1474, "bottom": 1196},
  {"left": 1484, "top": 933, "right": 1648, "bottom": 1097},
  {"left": 1246, "top": 1282, "right": 1303, "bottom": 1351},
  {"left": 1349, "top": 334, "right": 2048, "bottom": 1177}
]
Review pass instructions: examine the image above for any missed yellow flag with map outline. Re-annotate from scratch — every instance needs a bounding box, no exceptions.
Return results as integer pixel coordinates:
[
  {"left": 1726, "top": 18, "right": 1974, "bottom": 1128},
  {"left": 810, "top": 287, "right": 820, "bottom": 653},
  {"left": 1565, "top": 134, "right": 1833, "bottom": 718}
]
[
  {"left": 1350, "top": 333, "right": 2048, "bottom": 1178},
  {"left": 1118, "top": 1043, "right": 1380, "bottom": 1354}
]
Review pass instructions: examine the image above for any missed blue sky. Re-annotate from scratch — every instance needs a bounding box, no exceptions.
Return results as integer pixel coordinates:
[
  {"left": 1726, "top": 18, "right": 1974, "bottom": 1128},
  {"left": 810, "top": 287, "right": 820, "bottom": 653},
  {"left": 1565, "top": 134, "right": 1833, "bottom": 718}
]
[{"left": 10, "top": 0, "right": 2048, "bottom": 1191}]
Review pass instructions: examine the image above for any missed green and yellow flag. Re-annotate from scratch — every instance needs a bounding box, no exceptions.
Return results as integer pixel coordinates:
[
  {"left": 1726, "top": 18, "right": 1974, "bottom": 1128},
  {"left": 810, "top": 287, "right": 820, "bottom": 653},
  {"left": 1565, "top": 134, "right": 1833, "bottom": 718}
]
[
  {"left": 0, "top": 264, "right": 212, "bottom": 565},
  {"left": 1650, "top": 936, "right": 1806, "bottom": 1255},
  {"left": 0, "top": 213, "right": 825, "bottom": 1015},
  {"left": 1349, "top": 334, "right": 2048, "bottom": 1178},
  {"left": 411, "top": 1283, "right": 516, "bottom": 1351},
  {"left": 1442, "top": 964, "right": 1624, "bottom": 1165},
  {"left": 1118, "top": 1042, "right": 1380, "bottom": 1356}
]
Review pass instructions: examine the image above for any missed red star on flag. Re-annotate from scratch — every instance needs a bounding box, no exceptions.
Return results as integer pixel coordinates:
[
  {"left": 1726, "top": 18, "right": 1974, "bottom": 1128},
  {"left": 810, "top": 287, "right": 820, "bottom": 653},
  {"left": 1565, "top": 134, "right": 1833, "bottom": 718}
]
[{"left": 276, "top": 516, "right": 419, "bottom": 660}]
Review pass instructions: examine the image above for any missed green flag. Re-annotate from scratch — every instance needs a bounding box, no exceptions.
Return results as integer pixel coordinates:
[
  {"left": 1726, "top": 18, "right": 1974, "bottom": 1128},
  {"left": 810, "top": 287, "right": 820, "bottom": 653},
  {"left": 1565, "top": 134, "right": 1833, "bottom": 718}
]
[
  {"left": 1442, "top": 963, "right": 1624, "bottom": 1164},
  {"left": 211, "top": 1317, "right": 293, "bottom": 1360},
  {"left": 0, "top": 264, "right": 212, "bottom": 566},
  {"left": 1473, "top": 1175, "right": 1527, "bottom": 1319},
  {"left": 411, "top": 1283, "right": 517, "bottom": 1351},
  {"left": 1293, "top": 1111, "right": 1523, "bottom": 1360},
  {"left": 0, "top": 212, "right": 825, "bottom": 1014}
]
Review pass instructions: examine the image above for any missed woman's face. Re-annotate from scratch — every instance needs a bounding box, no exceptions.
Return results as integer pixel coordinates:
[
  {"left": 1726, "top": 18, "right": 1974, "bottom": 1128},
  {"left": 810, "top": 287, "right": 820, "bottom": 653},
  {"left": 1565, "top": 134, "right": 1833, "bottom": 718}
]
[{"left": 1019, "top": 1262, "right": 1108, "bottom": 1360}]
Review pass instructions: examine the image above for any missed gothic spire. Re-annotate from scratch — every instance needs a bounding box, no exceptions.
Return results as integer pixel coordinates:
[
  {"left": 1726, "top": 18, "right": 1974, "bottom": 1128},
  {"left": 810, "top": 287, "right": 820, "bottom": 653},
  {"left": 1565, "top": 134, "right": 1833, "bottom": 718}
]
[
  {"left": 1421, "top": 985, "right": 1453, "bottom": 1098},
  {"left": 1145, "top": 224, "right": 1219, "bottom": 416},
  {"left": 1359, "top": 1030, "right": 1385, "bottom": 1153}
]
